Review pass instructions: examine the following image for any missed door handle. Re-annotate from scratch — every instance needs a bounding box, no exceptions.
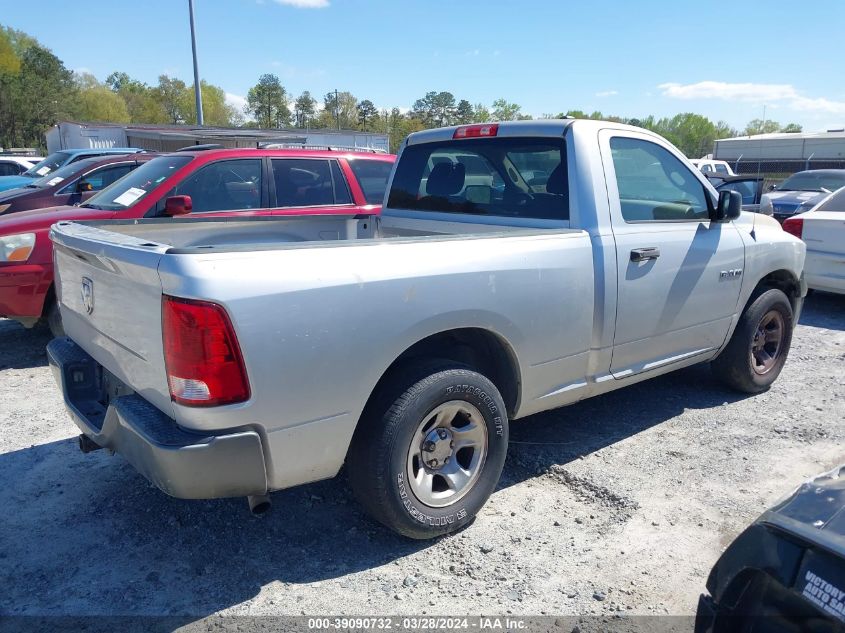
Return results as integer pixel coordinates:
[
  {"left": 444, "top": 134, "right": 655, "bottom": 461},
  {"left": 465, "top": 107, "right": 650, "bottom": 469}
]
[{"left": 630, "top": 247, "right": 660, "bottom": 262}]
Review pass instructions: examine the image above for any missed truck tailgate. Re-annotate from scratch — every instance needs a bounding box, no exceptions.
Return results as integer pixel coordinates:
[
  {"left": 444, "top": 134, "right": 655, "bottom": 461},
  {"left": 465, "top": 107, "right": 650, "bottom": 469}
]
[{"left": 51, "top": 221, "right": 174, "bottom": 416}]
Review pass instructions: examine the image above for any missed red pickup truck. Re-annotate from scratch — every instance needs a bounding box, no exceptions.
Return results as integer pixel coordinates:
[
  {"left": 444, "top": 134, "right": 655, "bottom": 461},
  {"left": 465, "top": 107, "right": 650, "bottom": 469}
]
[{"left": 0, "top": 147, "right": 395, "bottom": 334}]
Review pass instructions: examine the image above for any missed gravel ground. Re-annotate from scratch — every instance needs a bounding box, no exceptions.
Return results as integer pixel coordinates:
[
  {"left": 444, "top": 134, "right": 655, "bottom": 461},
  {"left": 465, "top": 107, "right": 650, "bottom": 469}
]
[{"left": 1, "top": 292, "right": 843, "bottom": 622}]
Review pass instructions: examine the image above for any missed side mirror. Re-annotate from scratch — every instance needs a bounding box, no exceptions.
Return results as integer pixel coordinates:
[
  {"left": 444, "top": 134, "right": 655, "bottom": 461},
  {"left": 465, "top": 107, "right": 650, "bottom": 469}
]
[
  {"left": 767, "top": 184, "right": 777, "bottom": 191},
  {"left": 77, "top": 181, "right": 94, "bottom": 192},
  {"left": 164, "top": 195, "right": 192, "bottom": 216},
  {"left": 713, "top": 190, "right": 742, "bottom": 222}
]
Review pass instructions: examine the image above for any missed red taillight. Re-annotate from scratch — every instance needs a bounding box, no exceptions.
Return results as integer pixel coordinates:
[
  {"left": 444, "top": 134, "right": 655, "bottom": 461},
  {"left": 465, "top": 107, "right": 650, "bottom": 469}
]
[
  {"left": 453, "top": 124, "right": 499, "bottom": 139},
  {"left": 162, "top": 295, "right": 250, "bottom": 407},
  {"left": 783, "top": 217, "right": 804, "bottom": 239}
]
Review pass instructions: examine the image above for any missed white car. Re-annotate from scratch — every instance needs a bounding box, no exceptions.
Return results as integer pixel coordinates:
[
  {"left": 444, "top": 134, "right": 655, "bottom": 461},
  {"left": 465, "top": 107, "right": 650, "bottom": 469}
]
[
  {"left": 690, "top": 159, "right": 735, "bottom": 176},
  {"left": 783, "top": 186, "right": 845, "bottom": 294},
  {"left": 0, "top": 155, "right": 42, "bottom": 177}
]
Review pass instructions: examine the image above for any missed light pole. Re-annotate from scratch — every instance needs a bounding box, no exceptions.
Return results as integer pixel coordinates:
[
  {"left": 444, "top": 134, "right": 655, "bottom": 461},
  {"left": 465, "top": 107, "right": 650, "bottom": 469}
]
[
  {"left": 188, "top": 0, "right": 204, "bottom": 126},
  {"left": 334, "top": 88, "right": 340, "bottom": 130}
]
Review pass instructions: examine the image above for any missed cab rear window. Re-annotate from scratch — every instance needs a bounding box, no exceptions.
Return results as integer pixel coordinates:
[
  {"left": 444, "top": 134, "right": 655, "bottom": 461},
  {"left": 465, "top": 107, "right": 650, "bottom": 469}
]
[{"left": 387, "top": 138, "right": 568, "bottom": 220}]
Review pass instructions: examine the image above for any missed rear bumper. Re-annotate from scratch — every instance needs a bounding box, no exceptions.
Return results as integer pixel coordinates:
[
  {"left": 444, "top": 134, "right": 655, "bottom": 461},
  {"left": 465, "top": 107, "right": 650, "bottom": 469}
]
[
  {"left": 47, "top": 337, "right": 268, "bottom": 499},
  {"left": 0, "top": 262, "right": 52, "bottom": 320}
]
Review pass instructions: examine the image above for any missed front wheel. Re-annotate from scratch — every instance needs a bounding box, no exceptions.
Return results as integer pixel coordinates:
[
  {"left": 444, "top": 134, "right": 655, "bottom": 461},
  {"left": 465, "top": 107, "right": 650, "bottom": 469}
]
[
  {"left": 711, "top": 288, "right": 794, "bottom": 393},
  {"left": 347, "top": 362, "right": 509, "bottom": 539}
]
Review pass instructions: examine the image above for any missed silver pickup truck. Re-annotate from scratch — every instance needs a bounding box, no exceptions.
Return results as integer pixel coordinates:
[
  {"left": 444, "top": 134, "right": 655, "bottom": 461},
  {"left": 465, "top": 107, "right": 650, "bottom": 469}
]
[{"left": 47, "top": 120, "right": 806, "bottom": 539}]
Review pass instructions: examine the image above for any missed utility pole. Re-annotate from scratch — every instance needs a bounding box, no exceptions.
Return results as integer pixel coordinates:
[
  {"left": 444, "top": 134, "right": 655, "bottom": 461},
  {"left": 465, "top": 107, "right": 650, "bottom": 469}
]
[
  {"left": 188, "top": 0, "right": 204, "bottom": 125},
  {"left": 335, "top": 88, "right": 340, "bottom": 130}
]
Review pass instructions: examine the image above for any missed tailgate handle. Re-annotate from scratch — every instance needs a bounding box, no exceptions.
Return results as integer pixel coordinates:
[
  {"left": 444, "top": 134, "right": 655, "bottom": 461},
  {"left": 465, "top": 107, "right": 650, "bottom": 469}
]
[{"left": 630, "top": 247, "right": 660, "bottom": 262}]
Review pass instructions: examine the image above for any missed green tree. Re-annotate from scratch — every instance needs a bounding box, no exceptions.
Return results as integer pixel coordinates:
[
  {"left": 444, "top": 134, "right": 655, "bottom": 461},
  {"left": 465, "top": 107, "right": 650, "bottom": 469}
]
[
  {"left": 491, "top": 98, "right": 522, "bottom": 121},
  {"left": 318, "top": 91, "right": 357, "bottom": 129},
  {"left": 246, "top": 74, "right": 290, "bottom": 128},
  {"left": 782, "top": 123, "right": 802, "bottom": 133},
  {"left": 357, "top": 99, "right": 377, "bottom": 130},
  {"left": 455, "top": 99, "right": 474, "bottom": 124},
  {"left": 182, "top": 81, "right": 238, "bottom": 126},
  {"left": 105, "top": 71, "right": 166, "bottom": 123},
  {"left": 155, "top": 74, "right": 190, "bottom": 124},
  {"left": 3, "top": 44, "right": 76, "bottom": 148},
  {"left": 472, "top": 103, "right": 491, "bottom": 123},
  {"left": 744, "top": 118, "right": 782, "bottom": 135},
  {"left": 411, "top": 91, "right": 457, "bottom": 127},
  {"left": 367, "top": 108, "right": 426, "bottom": 152},
  {"left": 642, "top": 112, "right": 736, "bottom": 157},
  {"left": 0, "top": 28, "right": 20, "bottom": 75},
  {"left": 72, "top": 72, "right": 130, "bottom": 123},
  {"left": 293, "top": 90, "right": 317, "bottom": 128}
]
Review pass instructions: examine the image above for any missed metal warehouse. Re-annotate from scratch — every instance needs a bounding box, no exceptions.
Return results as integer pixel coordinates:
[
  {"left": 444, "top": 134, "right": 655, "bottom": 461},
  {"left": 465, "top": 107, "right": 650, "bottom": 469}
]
[
  {"left": 45, "top": 121, "right": 390, "bottom": 154},
  {"left": 713, "top": 129, "right": 845, "bottom": 173}
]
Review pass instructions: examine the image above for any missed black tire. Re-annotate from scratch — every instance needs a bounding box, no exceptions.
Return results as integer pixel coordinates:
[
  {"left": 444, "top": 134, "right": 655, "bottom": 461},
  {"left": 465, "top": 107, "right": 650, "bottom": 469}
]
[
  {"left": 45, "top": 299, "right": 65, "bottom": 338},
  {"left": 711, "top": 288, "right": 794, "bottom": 393},
  {"left": 347, "top": 360, "right": 509, "bottom": 539}
]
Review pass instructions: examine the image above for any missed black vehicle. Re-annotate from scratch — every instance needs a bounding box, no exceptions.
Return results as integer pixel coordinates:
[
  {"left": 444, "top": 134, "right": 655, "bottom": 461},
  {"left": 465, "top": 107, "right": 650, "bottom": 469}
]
[{"left": 697, "top": 464, "right": 845, "bottom": 632}]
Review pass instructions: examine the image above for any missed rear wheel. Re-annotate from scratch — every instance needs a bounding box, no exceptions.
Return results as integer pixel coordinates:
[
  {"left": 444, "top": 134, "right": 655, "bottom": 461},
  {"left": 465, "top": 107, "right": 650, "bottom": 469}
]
[
  {"left": 711, "top": 288, "right": 793, "bottom": 393},
  {"left": 347, "top": 361, "right": 508, "bottom": 539}
]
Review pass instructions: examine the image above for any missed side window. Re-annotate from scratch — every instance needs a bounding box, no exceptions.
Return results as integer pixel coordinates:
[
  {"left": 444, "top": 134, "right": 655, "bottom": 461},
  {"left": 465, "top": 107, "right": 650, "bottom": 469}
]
[
  {"left": 330, "top": 160, "right": 352, "bottom": 205},
  {"left": 78, "top": 164, "right": 134, "bottom": 191},
  {"left": 0, "top": 162, "right": 19, "bottom": 176},
  {"left": 172, "top": 159, "right": 262, "bottom": 213},
  {"left": 714, "top": 164, "right": 729, "bottom": 174},
  {"left": 610, "top": 137, "right": 710, "bottom": 222},
  {"left": 272, "top": 159, "right": 335, "bottom": 207}
]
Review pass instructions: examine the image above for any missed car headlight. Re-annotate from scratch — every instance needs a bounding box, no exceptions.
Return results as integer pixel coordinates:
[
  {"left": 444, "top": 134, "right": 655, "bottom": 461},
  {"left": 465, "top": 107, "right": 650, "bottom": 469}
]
[
  {"left": 760, "top": 194, "right": 774, "bottom": 216},
  {"left": 0, "top": 233, "right": 36, "bottom": 262}
]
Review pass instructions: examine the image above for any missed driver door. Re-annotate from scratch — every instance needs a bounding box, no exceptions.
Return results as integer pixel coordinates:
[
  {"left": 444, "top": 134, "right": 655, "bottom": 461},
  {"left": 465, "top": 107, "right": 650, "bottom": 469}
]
[{"left": 600, "top": 130, "right": 745, "bottom": 378}]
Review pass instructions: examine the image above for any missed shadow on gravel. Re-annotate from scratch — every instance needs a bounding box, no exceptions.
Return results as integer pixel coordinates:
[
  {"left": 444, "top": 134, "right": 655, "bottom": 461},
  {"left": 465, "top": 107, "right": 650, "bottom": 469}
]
[
  {"left": 504, "top": 362, "right": 749, "bottom": 485},
  {"left": 0, "top": 318, "right": 51, "bottom": 370},
  {"left": 799, "top": 291, "right": 845, "bottom": 331},
  {"left": 0, "top": 359, "right": 752, "bottom": 618}
]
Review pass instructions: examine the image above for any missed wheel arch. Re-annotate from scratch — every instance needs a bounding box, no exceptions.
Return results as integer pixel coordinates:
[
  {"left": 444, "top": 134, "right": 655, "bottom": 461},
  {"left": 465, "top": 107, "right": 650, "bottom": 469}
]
[
  {"left": 361, "top": 327, "right": 522, "bottom": 422},
  {"left": 748, "top": 268, "right": 802, "bottom": 315}
]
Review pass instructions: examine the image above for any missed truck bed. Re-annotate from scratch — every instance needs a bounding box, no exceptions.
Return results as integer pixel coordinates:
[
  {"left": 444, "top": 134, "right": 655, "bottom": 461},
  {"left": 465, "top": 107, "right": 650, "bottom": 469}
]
[{"left": 51, "top": 211, "right": 573, "bottom": 253}]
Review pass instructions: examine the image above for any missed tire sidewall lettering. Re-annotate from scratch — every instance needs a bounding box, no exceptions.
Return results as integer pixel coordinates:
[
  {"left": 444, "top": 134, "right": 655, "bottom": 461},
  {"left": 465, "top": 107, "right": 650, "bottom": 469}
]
[
  {"left": 396, "top": 472, "right": 468, "bottom": 526},
  {"left": 444, "top": 384, "right": 504, "bottom": 436}
]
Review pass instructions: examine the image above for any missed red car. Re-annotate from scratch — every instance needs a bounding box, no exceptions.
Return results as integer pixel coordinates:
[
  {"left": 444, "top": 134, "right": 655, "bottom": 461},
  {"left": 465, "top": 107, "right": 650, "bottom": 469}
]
[
  {"left": 0, "top": 153, "right": 157, "bottom": 215},
  {"left": 0, "top": 147, "right": 395, "bottom": 334}
]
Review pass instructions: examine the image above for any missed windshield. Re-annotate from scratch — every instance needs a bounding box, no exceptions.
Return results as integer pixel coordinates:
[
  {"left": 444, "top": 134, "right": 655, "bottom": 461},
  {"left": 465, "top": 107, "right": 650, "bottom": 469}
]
[
  {"left": 27, "top": 157, "right": 101, "bottom": 189},
  {"left": 22, "top": 152, "right": 71, "bottom": 178},
  {"left": 778, "top": 171, "right": 845, "bottom": 192},
  {"left": 81, "top": 155, "right": 192, "bottom": 211}
]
